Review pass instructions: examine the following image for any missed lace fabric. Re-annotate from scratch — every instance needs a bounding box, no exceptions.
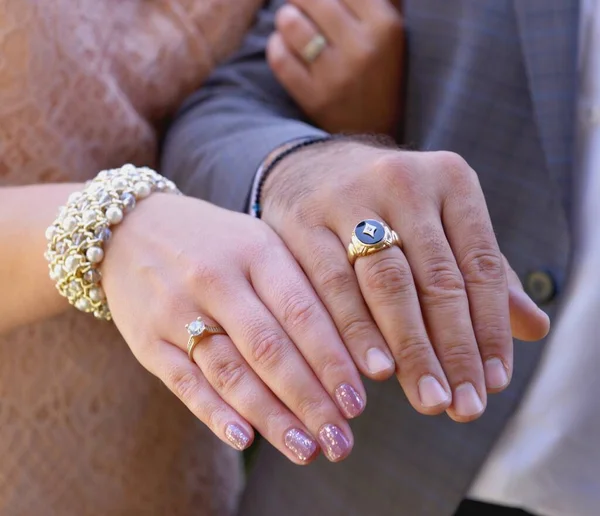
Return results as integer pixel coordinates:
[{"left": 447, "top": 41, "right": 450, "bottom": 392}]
[{"left": 0, "top": 0, "right": 261, "bottom": 513}]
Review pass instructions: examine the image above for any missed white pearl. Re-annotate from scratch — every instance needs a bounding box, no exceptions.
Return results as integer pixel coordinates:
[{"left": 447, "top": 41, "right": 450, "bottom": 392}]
[
  {"left": 45, "top": 226, "right": 57, "bottom": 241},
  {"left": 68, "top": 192, "right": 83, "bottom": 204},
  {"left": 106, "top": 206, "right": 123, "bottom": 224},
  {"left": 83, "top": 210, "right": 97, "bottom": 225},
  {"left": 86, "top": 246, "right": 104, "bottom": 264},
  {"left": 75, "top": 298, "right": 91, "bottom": 311},
  {"left": 134, "top": 181, "right": 151, "bottom": 199},
  {"left": 65, "top": 255, "right": 80, "bottom": 273},
  {"left": 112, "top": 177, "right": 129, "bottom": 190},
  {"left": 54, "top": 264, "right": 66, "bottom": 279},
  {"left": 89, "top": 287, "right": 106, "bottom": 302},
  {"left": 62, "top": 216, "right": 77, "bottom": 232},
  {"left": 121, "top": 164, "right": 136, "bottom": 174}
]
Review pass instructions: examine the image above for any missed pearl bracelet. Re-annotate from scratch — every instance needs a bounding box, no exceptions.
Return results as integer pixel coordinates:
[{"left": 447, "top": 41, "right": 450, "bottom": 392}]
[{"left": 45, "top": 164, "right": 180, "bottom": 321}]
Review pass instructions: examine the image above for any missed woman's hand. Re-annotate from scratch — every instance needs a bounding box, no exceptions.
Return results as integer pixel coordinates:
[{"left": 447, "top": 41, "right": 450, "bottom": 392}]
[
  {"left": 260, "top": 140, "right": 550, "bottom": 423},
  {"left": 100, "top": 194, "right": 365, "bottom": 463},
  {"left": 268, "top": 0, "right": 404, "bottom": 135}
]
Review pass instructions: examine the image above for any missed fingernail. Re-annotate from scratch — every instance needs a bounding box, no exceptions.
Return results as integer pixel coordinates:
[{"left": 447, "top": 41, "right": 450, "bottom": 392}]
[
  {"left": 484, "top": 358, "right": 509, "bottom": 390},
  {"left": 225, "top": 423, "right": 252, "bottom": 451},
  {"left": 418, "top": 375, "right": 450, "bottom": 408},
  {"left": 366, "top": 348, "right": 395, "bottom": 375},
  {"left": 284, "top": 428, "right": 317, "bottom": 462},
  {"left": 335, "top": 383, "right": 365, "bottom": 418},
  {"left": 318, "top": 424, "right": 351, "bottom": 462},
  {"left": 454, "top": 383, "right": 484, "bottom": 418}
]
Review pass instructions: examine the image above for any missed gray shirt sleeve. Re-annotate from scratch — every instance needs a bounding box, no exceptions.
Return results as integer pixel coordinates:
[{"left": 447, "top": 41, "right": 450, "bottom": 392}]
[{"left": 160, "top": 1, "right": 326, "bottom": 213}]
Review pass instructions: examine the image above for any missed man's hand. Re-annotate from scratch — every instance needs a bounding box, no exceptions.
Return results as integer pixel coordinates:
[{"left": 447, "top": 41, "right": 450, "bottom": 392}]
[
  {"left": 268, "top": 0, "right": 404, "bottom": 135},
  {"left": 261, "top": 140, "right": 550, "bottom": 422}
]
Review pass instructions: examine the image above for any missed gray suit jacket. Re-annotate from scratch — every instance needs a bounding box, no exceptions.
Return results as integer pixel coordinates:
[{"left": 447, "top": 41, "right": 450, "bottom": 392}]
[{"left": 162, "top": 1, "right": 578, "bottom": 514}]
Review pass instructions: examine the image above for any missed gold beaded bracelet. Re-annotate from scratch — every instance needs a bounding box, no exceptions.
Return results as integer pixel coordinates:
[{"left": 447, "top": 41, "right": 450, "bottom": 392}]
[{"left": 45, "top": 164, "right": 180, "bottom": 321}]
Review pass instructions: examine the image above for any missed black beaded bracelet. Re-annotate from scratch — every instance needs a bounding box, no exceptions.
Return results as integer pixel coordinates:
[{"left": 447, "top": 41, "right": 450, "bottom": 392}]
[{"left": 250, "top": 136, "right": 333, "bottom": 218}]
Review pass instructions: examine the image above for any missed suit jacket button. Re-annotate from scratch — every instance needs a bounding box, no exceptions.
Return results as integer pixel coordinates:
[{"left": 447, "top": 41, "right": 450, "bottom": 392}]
[{"left": 524, "top": 270, "right": 556, "bottom": 305}]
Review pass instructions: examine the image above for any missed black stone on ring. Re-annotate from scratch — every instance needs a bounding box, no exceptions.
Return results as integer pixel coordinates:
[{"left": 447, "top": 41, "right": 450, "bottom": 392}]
[{"left": 355, "top": 219, "right": 386, "bottom": 246}]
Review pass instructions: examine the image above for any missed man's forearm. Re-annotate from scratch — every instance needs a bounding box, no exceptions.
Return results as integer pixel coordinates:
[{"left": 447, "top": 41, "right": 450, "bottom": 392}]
[{"left": 161, "top": 3, "right": 325, "bottom": 213}]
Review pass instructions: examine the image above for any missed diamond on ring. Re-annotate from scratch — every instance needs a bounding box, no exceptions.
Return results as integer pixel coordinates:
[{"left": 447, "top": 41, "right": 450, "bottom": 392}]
[{"left": 186, "top": 317, "right": 206, "bottom": 337}]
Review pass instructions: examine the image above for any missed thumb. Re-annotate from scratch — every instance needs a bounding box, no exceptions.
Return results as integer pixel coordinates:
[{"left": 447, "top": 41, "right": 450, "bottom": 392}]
[{"left": 504, "top": 255, "right": 551, "bottom": 341}]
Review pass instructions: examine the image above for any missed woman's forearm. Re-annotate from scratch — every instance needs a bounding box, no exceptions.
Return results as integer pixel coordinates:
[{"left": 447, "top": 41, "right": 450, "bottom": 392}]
[{"left": 0, "top": 183, "right": 82, "bottom": 333}]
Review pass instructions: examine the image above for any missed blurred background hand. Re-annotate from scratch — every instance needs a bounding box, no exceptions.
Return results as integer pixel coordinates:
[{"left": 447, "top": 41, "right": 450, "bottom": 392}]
[{"left": 268, "top": 0, "right": 404, "bottom": 135}]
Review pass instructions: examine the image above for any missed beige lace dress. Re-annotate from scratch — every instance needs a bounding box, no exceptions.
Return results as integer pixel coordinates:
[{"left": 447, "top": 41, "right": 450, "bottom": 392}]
[{"left": 0, "top": 1, "right": 261, "bottom": 514}]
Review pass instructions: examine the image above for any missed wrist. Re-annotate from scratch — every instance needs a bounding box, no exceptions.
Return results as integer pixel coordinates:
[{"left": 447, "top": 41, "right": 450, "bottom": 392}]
[
  {"left": 260, "top": 136, "right": 391, "bottom": 215},
  {"left": 45, "top": 165, "right": 180, "bottom": 321},
  {"left": 250, "top": 137, "right": 333, "bottom": 218}
]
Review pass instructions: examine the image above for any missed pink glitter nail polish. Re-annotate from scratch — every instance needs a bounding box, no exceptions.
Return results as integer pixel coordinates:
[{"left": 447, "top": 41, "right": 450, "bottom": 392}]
[
  {"left": 335, "top": 383, "right": 365, "bottom": 418},
  {"left": 225, "top": 423, "right": 251, "bottom": 450},
  {"left": 318, "top": 424, "right": 351, "bottom": 462},
  {"left": 284, "top": 428, "right": 317, "bottom": 462}
]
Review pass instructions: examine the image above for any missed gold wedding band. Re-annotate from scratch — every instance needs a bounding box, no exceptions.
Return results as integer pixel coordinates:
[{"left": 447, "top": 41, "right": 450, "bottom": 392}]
[
  {"left": 347, "top": 219, "right": 401, "bottom": 265},
  {"left": 186, "top": 317, "right": 227, "bottom": 361},
  {"left": 302, "top": 34, "right": 327, "bottom": 64}
]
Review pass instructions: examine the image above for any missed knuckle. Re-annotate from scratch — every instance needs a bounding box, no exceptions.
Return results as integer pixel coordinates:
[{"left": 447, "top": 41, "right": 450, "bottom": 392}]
[
  {"left": 275, "top": 6, "right": 298, "bottom": 32},
  {"left": 204, "top": 403, "right": 227, "bottom": 432},
  {"left": 435, "top": 150, "right": 469, "bottom": 173},
  {"left": 296, "top": 394, "right": 328, "bottom": 420},
  {"left": 339, "top": 317, "right": 374, "bottom": 343},
  {"left": 459, "top": 248, "right": 505, "bottom": 285},
  {"left": 373, "top": 13, "right": 404, "bottom": 44},
  {"left": 186, "top": 261, "right": 222, "bottom": 294},
  {"left": 372, "top": 153, "right": 410, "bottom": 180},
  {"left": 371, "top": 153, "right": 422, "bottom": 201},
  {"left": 395, "top": 333, "right": 431, "bottom": 365},
  {"left": 160, "top": 290, "right": 188, "bottom": 320},
  {"left": 386, "top": 12, "right": 404, "bottom": 35},
  {"left": 210, "top": 357, "right": 246, "bottom": 393},
  {"left": 434, "top": 151, "right": 476, "bottom": 185},
  {"left": 262, "top": 406, "right": 287, "bottom": 435},
  {"left": 364, "top": 254, "right": 413, "bottom": 297},
  {"left": 280, "top": 292, "right": 319, "bottom": 332},
  {"left": 316, "top": 261, "right": 354, "bottom": 298},
  {"left": 441, "top": 341, "right": 479, "bottom": 366},
  {"left": 474, "top": 317, "right": 511, "bottom": 350},
  {"left": 166, "top": 367, "right": 200, "bottom": 405},
  {"left": 267, "top": 34, "right": 287, "bottom": 73},
  {"left": 419, "top": 256, "right": 465, "bottom": 300},
  {"left": 315, "top": 352, "right": 347, "bottom": 382},
  {"left": 267, "top": 42, "right": 286, "bottom": 72},
  {"left": 246, "top": 327, "right": 287, "bottom": 369},
  {"left": 247, "top": 230, "right": 285, "bottom": 268}
]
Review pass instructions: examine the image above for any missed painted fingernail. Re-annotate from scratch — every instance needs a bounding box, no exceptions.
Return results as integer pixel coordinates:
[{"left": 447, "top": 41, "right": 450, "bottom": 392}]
[
  {"left": 318, "top": 424, "right": 351, "bottom": 462},
  {"left": 225, "top": 423, "right": 252, "bottom": 451},
  {"left": 485, "top": 358, "right": 509, "bottom": 390},
  {"left": 454, "top": 383, "right": 484, "bottom": 418},
  {"left": 284, "top": 428, "right": 317, "bottom": 462},
  {"left": 366, "top": 348, "right": 395, "bottom": 375},
  {"left": 335, "top": 383, "right": 365, "bottom": 418},
  {"left": 418, "top": 375, "right": 450, "bottom": 408}
]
